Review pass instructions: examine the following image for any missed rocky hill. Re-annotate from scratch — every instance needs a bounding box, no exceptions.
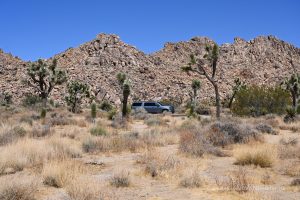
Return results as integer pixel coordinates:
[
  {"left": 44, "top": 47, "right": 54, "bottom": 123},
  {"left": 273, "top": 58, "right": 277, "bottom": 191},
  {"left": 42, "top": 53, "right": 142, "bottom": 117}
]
[{"left": 1, "top": 34, "right": 300, "bottom": 106}]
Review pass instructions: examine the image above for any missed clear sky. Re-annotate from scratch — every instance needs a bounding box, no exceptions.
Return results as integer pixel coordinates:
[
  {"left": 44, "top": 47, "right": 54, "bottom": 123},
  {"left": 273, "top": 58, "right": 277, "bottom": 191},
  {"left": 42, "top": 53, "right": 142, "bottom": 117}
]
[{"left": 0, "top": 0, "right": 299, "bottom": 61}]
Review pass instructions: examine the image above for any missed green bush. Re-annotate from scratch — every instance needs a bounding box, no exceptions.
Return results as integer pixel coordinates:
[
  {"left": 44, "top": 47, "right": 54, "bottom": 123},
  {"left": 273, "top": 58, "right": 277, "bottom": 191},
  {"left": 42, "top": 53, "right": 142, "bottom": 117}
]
[
  {"left": 99, "top": 100, "right": 113, "bottom": 111},
  {"left": 22, "top": 94, "right": 41, "bottom": 107},
  {"left": 108, "top": 109, "right": 117, "bottom": 120},
  {"left": 232, "top": 86, "right": 291, "bottom": 116},
  {"left": 0, "top": 92, "right": 12, "bottom": 106},
  {"left": 90, "top": 126, "right": 107, "bottom": 136}
]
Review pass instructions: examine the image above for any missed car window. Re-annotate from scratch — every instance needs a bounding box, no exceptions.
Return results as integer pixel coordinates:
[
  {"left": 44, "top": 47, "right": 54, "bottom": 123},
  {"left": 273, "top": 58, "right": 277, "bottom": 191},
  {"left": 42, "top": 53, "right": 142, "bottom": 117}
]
[
  {"left": 132, "top": 103, "right": 142, "bottom": 106},
  {"left": 144, "top": 103, "right": 156, "bottom": 106}
]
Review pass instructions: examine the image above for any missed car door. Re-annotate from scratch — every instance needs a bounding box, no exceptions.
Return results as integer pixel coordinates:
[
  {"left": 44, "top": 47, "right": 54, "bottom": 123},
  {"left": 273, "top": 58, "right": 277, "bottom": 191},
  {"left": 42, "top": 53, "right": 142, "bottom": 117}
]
[{"left": 144, "top": 102, "right": 156, "bottom": 113}]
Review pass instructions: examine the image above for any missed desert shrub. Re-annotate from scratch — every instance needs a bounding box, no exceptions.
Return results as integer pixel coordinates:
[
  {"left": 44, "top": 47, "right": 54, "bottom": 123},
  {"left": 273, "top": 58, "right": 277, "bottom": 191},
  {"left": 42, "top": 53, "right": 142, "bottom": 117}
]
[
  {"left": 279, "top": 137, "right": 298, "bottom": 146},
  {"left": 30, "top": 124, "right": 51, "bottom": 137},
  {"left": 111, "top": 114, "right": 127, "bottom": 129},
  {"left": 195, "top": 104, "right": 211, "bottom": 115},
  {"left": 22, "top": 94, "right": 41, "bottom": 107},
  {"left": 0, "top": 176, "right": 39, "bottom": 200},
  {"left": 19, "top": 116, "right": 33, "bottom": 125},
  {"left": 90, "top": 126, "right": 108, "bottom": 136},
  {"left": 42, "top": 160, "right": 84, "bottom": 188},
  {"left": 0, "top": 92, "right": 12, "bottom": 106},
  {"left": 215, "top": 167, "right": 251, "bottom": 193},
  {"left": 82, "top": 138, "right": 98, "bottom": 153},
  {"left": 179, "top": 171, "right": 203, "bottom": 188},
  {"left": 0, "top": 124, "right": 26, "bottom": 146},
  {"left": 235, "top": 148, "right": 274, "bottom": 168},
  {"left": 107, "top": 109, "right": 117, "bottom": 120},
  {"left": 145, "top": 116, "right": 166, "bottom": 126},
  {"left": 255, "top": 123, "right": 277, "bottom": 135},
  {"left": 110, "top": 171, "right": 130, "bottom": 187},
  {"left": 232, "top": 86, "right": 291, "bottom": 116},
  {"left": 99, "top": 100, "right": 113, "bottom": 111},
  {"left": 179, "top": 131, "right": 223, "bottom": 157},
  {"left": 278, "top": 145, "right": 300, "bottom": 159},
  {"left": 284, "top": 107, "right": 297, "bottom": 123},
  {"left": 291, "top": 178, "right": 300, "bottom": 186},
  {"left": 132, "top": 107, "right": 149, "bottom": 120},
  {"left": 207, "top": 121, "right": 262, "bottom": 146},
  {"left": 50, "top": 115, "right": 72, "bottom": 126},
  {"left": 138, "top": 151, "right": 180, "bottom": 178}
]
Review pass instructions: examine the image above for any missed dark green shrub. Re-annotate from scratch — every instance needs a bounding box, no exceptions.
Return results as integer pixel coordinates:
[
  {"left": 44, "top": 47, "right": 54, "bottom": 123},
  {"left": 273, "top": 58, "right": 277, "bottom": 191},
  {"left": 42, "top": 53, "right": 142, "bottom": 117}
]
[
  {"left": 99, "top": 100, "right": 113, "bottom": 111},
  {"left": 284, "top": 107, "right": 297, "bottom": 123},
  {"left": 108, "top": 109, "right": 117, "bottom": 120},
  {"left": 0, "top": 92, "right": 12, "bottom": 106},
  {"left": 232, "top": 86, "right": 291, "bottom": 116},
  {"left": 22, "top": 94, "right": 41, "bottom": 107}
]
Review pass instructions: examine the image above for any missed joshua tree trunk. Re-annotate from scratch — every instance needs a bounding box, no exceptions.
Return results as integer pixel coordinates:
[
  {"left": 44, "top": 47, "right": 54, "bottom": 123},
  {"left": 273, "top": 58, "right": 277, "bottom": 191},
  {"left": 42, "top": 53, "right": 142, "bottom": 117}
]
[
  {"left": 228, "top": 91, "right": 236, "bottom": 109},
  {"left": 122, "top": 96, "right": 128, "bottom": 118},
  {"left": 213, "top": 82, "right": 221, "bottom": 119},
  {"left": 292, "top": 92, "right": 298, "bottom": 111}
]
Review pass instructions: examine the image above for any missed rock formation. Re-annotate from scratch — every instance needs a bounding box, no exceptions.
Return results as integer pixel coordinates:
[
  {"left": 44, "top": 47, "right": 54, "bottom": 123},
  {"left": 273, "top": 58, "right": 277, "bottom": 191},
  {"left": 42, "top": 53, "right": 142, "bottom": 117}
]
[{"left": 1, "top": 33, "right": 300, "bottom": 105}]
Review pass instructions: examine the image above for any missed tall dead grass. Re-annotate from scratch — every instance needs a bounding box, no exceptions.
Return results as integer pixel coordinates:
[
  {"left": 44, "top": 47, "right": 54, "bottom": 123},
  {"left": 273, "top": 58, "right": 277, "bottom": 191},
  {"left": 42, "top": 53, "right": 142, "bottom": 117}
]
[
  {"left": 0, "top": 176, "right": 39, "bottom": 200},
  {"left": 0, "top": 138, "right": 81, "bottom": 174},
  {"left": 42, "top": 160, "right": 85, "bottom": 188},
  {"left": 234, "top": 144, "right": 277, "bottom": 168}
]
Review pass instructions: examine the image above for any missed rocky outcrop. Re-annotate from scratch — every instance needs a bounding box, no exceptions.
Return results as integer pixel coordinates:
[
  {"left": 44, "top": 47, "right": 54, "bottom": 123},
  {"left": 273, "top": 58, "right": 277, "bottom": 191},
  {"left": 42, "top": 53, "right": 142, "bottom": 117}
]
[{"left": 1, "top": 34, "right": 300, "bottom": 105}]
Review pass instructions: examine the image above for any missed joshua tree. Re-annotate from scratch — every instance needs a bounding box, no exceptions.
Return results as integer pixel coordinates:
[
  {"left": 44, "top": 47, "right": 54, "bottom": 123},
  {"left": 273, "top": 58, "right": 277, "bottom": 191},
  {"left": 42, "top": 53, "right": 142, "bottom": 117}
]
[
  {"left": 26, "top": 59, "right": 67, "bottom": 107},
  {"left": 189, "top": 79, "right": 201, "bottom": 115},
  {"left": 65, "top": 80, "right": 90, "bottom": 113},
  {"left": 282, "top": 73, "right": 300, "bottom": 111},
  {"left": 228, "top": 78, "right": 246, "bottom": 109},
  {"left": 91, "top": 102, "right": 97, "bottom": 123},
  {"left": 182, "top": 44, "right": 221, "bottom": 119},
  {"left": 117, "top": 72, "right": 131, "bottom": 118}
]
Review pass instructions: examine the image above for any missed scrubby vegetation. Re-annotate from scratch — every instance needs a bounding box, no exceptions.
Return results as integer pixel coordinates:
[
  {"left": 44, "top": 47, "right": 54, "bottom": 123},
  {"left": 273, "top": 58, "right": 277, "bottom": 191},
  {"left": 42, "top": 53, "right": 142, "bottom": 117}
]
[{"left": 232, "top": 86, "right": 291, "bottom": 116}]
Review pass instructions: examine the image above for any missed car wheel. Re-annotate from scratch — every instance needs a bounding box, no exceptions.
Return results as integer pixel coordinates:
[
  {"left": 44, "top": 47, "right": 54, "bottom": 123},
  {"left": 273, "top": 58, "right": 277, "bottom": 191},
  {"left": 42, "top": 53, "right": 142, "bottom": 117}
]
[{"left": 162, "top": 110, "right": 168, "bottom": 114}]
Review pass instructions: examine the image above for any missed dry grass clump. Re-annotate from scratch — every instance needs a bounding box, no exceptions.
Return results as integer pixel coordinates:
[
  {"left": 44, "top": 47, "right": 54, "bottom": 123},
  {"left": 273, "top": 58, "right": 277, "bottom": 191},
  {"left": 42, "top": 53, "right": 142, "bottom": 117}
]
[
  {"left": 179, "top": 119, "right": 263, "bottom": 157},
  {"left": 291, "top": 178, "right": 300, "bottom": 186},
  {"left": 30, "top": 124, "right": 52, "bottom": 137},
  {"left": 215, "top": 167, "right": 252, "bottom": 193},
  {"left": 82, "top": 128, "right": 177, "bottom": 154},
  {"left": 179, "top": 170, "right": 203, "bottom": 188},
  {"left": 0, "top": 138, "right": 81, "bottom": 174},
  {"left": 255, "top": 123, "right": 277, "bottom": 135},
  {"left": 278, "top": 145, "right": 300, "bottom": 159},
  {"left": 42, "top": 160, "right": 84, "bottom": 188},
  {"left": 131, "top": 107, "right": 149, "bottom": 120},
  {"left": 281, "top": 161, "right": 300, "bottom": 177},
  {"left": 90, "top": 125, "right": 108, "bottom": 136},
  {"left": 145, "top": 116, "right": 168, "bottom": 126},
  {"left": 0, "top": 123, "right": 26, "bottom": 146},
  {"left": 65, "top": 178, "right": 107, "bottom": 200},
  {"left": 179, "top": 131, "right": 224, "bottom": 157},
  {"left": 280, "top": 137, "right": 298, "bottom": 146},
  {"left": 110, "top": 170, "right": 131, "bottom": 187},
  {"left": 234, "top": 145, "right": 276, "bottom": 168},
  {"left": 137, "top": 150, "right": 180, "bottom": 178},
  {"left": 0, "top": 176, "right": 39, "bottom": 200},
  {"left": 207, "top": 121, "right": 263, "bottom": 146},
  {"left": 49, "top": 115, "right": 73, "bottom": 126}
]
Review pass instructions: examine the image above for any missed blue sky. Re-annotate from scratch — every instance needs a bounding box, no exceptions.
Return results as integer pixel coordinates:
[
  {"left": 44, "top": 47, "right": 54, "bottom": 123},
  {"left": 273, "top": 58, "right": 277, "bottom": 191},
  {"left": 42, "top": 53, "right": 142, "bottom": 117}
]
[{"left": 0, "top": 0, "right": 299, "bottom": 61}]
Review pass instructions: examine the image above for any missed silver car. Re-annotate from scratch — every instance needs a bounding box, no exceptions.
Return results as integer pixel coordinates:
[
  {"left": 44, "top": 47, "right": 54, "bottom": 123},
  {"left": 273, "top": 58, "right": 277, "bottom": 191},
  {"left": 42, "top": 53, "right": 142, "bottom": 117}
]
[{"left": 131, "top": 102, "right": 174, "bottom": 114}]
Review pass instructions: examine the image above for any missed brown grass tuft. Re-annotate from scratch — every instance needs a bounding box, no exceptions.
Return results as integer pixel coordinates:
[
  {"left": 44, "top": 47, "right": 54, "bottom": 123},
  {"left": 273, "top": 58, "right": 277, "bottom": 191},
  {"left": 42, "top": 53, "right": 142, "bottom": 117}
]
[{"left": 0, "top": 176, "right": 39, "bottom": 200}]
